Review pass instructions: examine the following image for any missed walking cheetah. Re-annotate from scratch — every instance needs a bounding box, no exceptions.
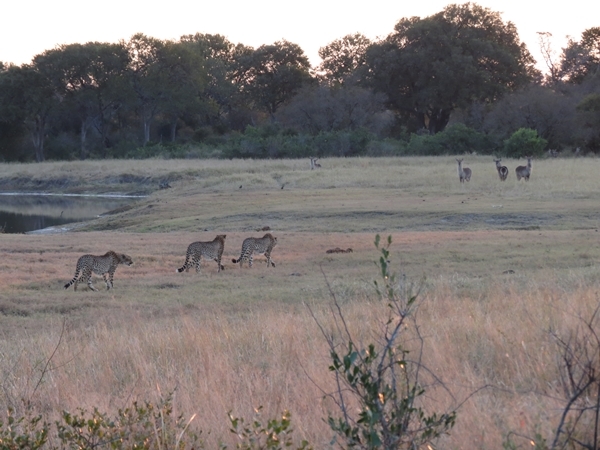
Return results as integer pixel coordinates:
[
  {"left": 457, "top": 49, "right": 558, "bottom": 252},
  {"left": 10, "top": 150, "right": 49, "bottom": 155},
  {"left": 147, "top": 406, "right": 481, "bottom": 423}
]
[
  {"left": 64, "top": 251, "right": 133, "bottom": 291},
  {"left": 176, "top": 235, "right": 226, "bottom": 274},
  {"left": 232, "top": 233, "right": 277, "bottom": 268}
]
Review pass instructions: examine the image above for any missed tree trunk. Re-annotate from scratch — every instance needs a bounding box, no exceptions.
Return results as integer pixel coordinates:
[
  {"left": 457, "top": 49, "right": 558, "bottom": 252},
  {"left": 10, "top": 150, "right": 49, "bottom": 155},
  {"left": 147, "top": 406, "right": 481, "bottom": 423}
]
[
  {"left": 141, "top": 103, "right": 155, "bottom": 146},
  {"left": 93, "top": 105, "right": 117, "bottom": 157},
  {"left": 170, "top": 120, "right": 177, "bottom": 142},
  {"left": 80, "top": 120, "right": 88, "bottom": 160},
  {"left": 30, "top": 115, "right": 46, "bottom": 162},
  {"left": 143, "top": 119, "right": 151, "bottom": 146},
  {"left": 415, "top": 108, "right": 453, "bottom": 134},
  {"left": 427, "top": 108, "right": 452, "bottom": 134}
]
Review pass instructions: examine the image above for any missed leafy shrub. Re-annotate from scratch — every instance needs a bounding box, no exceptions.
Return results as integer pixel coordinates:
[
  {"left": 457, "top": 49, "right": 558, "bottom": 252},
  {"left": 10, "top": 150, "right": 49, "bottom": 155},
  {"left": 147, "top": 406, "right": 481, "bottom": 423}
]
[
  {"left": 502, "top": 128, "right": 547, "bottom": 158},
  {"left": 313, "top": 129, "right": 374, "bottom": 157},
  {"left": 404, "top": 124, "right": 497, "bottom": 156},
  {"left": 0, "top": 407, "right": 49, "bottom": 450},
  {"left": 0, "top": 394, "right": 200, "bottom": 449},
  {"left": 317, "top": 235, "right": 457, "bottom": 449},
  {"left": 56, "top": 395, "right": 201, "bottom": 449},
  {"left": 365, "top": 139, "right": 406, "bottom": 156},
  {"left": 221, "top": 126, "right": 376, "bottom": 159},
  {"left": 222, "top": 407, "right": 311, "bottom": 450}
]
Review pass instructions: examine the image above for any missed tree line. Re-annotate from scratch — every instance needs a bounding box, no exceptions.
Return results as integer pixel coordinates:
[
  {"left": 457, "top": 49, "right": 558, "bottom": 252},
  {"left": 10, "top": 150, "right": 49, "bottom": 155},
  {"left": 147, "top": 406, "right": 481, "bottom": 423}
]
[{"left": 0, "top": 2, "right": 598, "bottom": 162}]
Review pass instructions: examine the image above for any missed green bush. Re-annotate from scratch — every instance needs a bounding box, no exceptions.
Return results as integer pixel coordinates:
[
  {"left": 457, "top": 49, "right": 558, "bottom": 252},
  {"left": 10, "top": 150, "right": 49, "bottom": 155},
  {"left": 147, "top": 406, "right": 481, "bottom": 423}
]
[
  {"left": 56, "top": 395, "right": 201, "bottom": 449},
  {"left": 222, "top": 408, "right": 311, "bottom": 450},
  {"left": 404, "top": 124, "right": 497, "bottom": 156},
  {"left": 319, "top": 235, "right": 457, "bottom": 449},
  {"left": 221, "top": 126, "right": 376, "bottom": 159},
  {"left": 502, "top": 128, "right": 547, "bottom": 158},
  {"left": 0, "top": 394, "right": 201, "bottom": 449},
  {"left": 0, "top": 407, "right": 49, "bottom": 450}
]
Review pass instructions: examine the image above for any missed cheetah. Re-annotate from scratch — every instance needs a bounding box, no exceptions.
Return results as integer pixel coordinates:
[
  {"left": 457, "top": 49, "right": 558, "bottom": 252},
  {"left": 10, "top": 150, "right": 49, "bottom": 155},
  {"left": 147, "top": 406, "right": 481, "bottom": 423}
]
[
  {"left": 64, "top": 251, "right": 133, "bottom": 291},
  {"left": 232, "top": 233, "right": 277, "bottom": 268},
  {"left": 176, "top": 235, "right": 226, "bottom": 274}
]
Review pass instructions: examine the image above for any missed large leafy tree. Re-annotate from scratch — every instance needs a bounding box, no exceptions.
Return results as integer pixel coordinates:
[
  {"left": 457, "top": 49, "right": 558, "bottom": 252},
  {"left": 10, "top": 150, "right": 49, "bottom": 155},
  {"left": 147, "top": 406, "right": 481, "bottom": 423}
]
[
  {"left": 33, "top": 42, "right": 130, "bottom": 158},
  {"left": 560, "top": 27, "right": 600, "bottom": 83},
  {"left": 124, "top": 33, "right": 167, "bottom": 145},
  {"left": 0, "top": 63, "right": 56, "bottom": 161},
  {"left": 318, "top": 33, "right": 372, "bottom": 85},
  {"left": 157, "top": 40, "right": 207, "bottom": 141},
  {"left": 364, "top": 2, "right": 538, "bottom": 134},
  {"left": 124, "top": 34, "right": 207, "bottom": 145},
  {"left": 179, "top": 33, "right": 249, "bottom": 130},
  {"left": 232, "top": 40, "right": 313, "bottom": 120},
  {"left": 0, "top": 63, "right": 27, "bottom": 160},
  {"left": 575, "top": 81, "right": 600, "bottom": 151}
]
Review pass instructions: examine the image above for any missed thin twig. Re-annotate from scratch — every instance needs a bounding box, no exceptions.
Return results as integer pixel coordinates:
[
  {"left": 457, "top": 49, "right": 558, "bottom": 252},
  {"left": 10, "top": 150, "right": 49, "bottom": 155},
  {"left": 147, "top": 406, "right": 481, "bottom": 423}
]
[{"left": 30, "top": 317, "right": 67, "bottom": 400}]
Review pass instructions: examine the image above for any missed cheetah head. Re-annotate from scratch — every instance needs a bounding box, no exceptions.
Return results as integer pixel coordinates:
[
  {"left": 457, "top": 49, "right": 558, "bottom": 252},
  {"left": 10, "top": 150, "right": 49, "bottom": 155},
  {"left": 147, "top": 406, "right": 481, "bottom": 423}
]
[{"left": 119, "top": 254, "right": 134, "bottom": 266}]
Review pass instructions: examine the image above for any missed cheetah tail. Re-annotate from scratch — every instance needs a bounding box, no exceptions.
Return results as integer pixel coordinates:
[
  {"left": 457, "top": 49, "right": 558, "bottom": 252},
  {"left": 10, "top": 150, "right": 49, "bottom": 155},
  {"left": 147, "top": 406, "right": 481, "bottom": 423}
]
[{"left": 231, "top": 258, "right": 240, "bottom": 264}]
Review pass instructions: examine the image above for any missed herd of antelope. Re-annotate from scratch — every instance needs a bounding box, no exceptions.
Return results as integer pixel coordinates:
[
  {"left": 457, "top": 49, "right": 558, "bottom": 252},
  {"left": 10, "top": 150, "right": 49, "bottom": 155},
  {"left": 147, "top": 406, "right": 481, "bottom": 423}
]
[
  {"left": 456, "top": 157, "right": 532, "bottom": 183},
  {"left": 309, "top": 156, "right": 534, "bottom": 183}
]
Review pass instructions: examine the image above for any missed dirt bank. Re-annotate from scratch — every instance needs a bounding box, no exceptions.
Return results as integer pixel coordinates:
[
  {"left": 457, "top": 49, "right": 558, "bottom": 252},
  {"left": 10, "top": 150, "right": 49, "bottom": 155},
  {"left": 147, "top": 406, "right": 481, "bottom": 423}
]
[
  {"left": 0, "top": 160, "right": 215, "bottom": 196},
  {"left": 0, "top": 173, "right": 165, "bottom": 196}
]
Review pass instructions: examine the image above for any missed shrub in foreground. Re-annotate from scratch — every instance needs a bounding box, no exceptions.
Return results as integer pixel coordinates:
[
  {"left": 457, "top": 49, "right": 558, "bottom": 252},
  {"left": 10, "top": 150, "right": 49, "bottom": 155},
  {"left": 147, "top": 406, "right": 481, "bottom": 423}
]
[{"left": 317, "top": 235, "right": 457, "bottom": 449}]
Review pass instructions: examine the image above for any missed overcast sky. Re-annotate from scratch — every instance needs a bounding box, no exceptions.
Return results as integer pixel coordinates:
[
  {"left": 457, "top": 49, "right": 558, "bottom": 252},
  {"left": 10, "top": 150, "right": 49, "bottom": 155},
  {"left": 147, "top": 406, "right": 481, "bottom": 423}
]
[{"left": 2, "top": 1, "right": 598, "bottom": 72}]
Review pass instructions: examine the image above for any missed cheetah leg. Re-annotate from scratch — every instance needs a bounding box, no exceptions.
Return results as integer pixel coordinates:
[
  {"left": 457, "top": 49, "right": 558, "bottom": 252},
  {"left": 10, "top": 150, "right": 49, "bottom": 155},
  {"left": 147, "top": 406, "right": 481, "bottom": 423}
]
[
  {"left": 107, "top": 271, "right": 115, "bottom": 290},
  {"left": 266, "top": 254, "right": 275, "bottom": 267},
  {"left": 193, "top": 256, "right": 201, "bottom": 273},
  {"left": 88, "top": 274, "right": 98, "bottom": 291},
  {"left": 215, "top": 257, "right": 223, "bottom": 272},
  {"left": 248, "top": 254, "right": 253, "bottom": 268},
  {"left": 85, "top": 271, "right": 98, "bottom": 291},
  {"left": 103, "top": 273, "right": 111, "bottom": 290}
]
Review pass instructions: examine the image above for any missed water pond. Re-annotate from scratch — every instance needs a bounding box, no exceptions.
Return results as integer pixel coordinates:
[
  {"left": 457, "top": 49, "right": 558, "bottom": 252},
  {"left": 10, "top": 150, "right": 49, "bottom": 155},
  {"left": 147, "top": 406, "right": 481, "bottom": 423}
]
[{"left": 0, "top": 193, "right": 142, "bottom": 234}]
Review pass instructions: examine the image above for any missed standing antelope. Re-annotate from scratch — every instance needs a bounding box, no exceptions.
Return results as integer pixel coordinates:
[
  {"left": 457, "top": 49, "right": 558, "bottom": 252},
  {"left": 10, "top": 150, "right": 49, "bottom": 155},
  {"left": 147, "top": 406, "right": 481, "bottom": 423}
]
[
  {"left": 515, "top": 156, "right": 532, "bottom": 181},
  {"left": 310, "top": 157, "right": 321, "bottom": 169},
  {"left": 494, "top": 158, "right": 509, "bottom": 181},
  {"left": 456, "top": 159, "right": 472, "bottom": 183}
]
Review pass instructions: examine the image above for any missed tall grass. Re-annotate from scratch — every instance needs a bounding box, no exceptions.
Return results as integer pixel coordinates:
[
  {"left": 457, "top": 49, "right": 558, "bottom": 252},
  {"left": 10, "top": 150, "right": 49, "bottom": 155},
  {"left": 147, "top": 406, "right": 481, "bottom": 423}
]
[{"left": 1, "top": 274, "right": 598, "bottom": 447}]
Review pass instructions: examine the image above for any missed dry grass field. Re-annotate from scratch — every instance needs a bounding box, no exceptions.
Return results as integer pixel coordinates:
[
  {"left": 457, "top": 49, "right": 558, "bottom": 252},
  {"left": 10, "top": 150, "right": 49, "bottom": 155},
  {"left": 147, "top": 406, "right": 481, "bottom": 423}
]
[{"left": 0, "top": 155, "right": 599, "bottom": 448}]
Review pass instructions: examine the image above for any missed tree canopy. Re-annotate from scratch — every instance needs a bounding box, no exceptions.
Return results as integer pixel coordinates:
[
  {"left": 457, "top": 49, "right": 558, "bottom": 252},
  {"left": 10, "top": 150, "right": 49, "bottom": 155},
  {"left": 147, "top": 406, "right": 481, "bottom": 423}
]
[
  {"left": 363, "top": 2, "right": 538, "bottom": 133},
  {"left": 0, "top": 63, "right": 56, "bottom": 161},
  {"left": 317, "top": 33, "right": 372, "bottom": 85},
  {"left": 560, "top": 27, "right": 600, "bottom": 83},
  {"left": 32, "top": 42, "right": 130, "bottom": 158},
  {"left": 1, "top": 4, "right": 599, "bottom": 160},
  {"left": 232, "top": 40, "right": 313, "bottom": 120}
]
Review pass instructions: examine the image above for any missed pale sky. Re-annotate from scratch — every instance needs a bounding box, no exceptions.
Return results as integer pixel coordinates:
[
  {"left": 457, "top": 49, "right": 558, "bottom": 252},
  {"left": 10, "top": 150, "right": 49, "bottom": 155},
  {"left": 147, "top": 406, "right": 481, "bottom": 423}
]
[{"left": 2, "top": 0, "right": 598, "bottom": 73}]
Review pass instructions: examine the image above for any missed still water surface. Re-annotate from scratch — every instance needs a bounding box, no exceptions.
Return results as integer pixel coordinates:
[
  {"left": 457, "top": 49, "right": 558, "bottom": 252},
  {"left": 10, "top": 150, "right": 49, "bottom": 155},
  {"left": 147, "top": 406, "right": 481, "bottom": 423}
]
[{"left": 0, "top": 193, "right": 141, "bottom": 233}]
